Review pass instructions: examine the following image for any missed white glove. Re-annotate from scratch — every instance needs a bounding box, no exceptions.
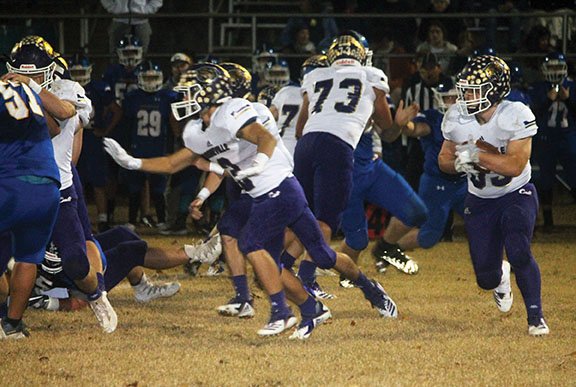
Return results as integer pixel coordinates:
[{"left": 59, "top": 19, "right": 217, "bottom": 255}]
[
  {"left": 235, "top": 152, "right": 269, "bottom": 180},
  {"left": 102, "top": 138, "right": 142, "bottom": 170},
  {"left": 454, "top": 150, "right": 479, "bottom": 176}
]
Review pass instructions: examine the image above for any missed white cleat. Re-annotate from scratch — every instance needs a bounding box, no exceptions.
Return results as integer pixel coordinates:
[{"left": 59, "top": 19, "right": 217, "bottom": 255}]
[
  {"left": 184, "top": 233, "right": 222, "bottom": 265},
  {"left": 89, "top": 291, "right": 118, "bottom": 333},
  {"left": 216, "top": 299, "right": 255, "bottom": 318},
  {"left": 134, "top": 279, "right": 181, "bottom": 303},
  {"left": 528, "top": 318, "right": 550, "bottom": 337},
  {"left": 289, "top": 302, "right": 332, "bottom": 340},
  {"left": 257, "top": 315, "right": 298, "bottom": 336},
  {"left": 493, "top": 260, "right": 513, "bottom": 313}
]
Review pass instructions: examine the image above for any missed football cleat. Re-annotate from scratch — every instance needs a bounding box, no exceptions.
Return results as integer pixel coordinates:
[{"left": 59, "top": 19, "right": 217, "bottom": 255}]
[
  {"left": 289, "top": 302, "right": 332, "bottom": 340},
  {"left": 205, "top": 259, "right": 225, "bottom": 277},
  {"left": 216, "top": 298, "right": 255, "bottom": 318},
  {"left": 339, "top": 274, "right": 355, "bottom": 289},
  {"left": 363, "top": 280, "right": 398, "bottom": 318},
  {"left": 257, "top": 314, "right": 298, "bottom": 337},
  {"left": 493, "top": 260, "right": 513, "bottom": 313},
  {"left": 133, "top": 278, "right": 181, "bottom": 303},
  {"left": 184, "top": 233, "right": 222, "bottom": 266},
  {"left": 304, "top": 281, "right": 336, "bottom": 300},
  {"left": 89, "top": 291, "right": 118, "bottom": 333},
  {"left": 528, "top": 318, "right": 550, "bottom": 337},
  {"left": 372, "top": 240, "right": 418, "bottom": 275},
  {"left": 0, "top": 319, "right": 30, "bottom": 340}
]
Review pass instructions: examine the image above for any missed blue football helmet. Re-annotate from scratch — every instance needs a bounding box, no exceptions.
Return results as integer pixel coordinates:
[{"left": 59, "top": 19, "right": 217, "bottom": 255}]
[
  {"left": 508, "top": 61, "right": 524, "bottom": 86},
  {"left": 301, "top": 54, "right": 329, "bottom": 79},
  {"left": 456, "top": 55, "right": 510, "bottom": 116},
  {"left": 432, "top": 79, "right": 458, "bottom": 113},
  {"left": 171, "top": 63, "right": 233, "bottom": 121},
  {"left": 263, "top": 59, "right": 290, "bottom": 87},
  {"left": 117, "top": 35, "right": 143, "bottom": 68},
  {"left": 7, "top": 35, "right": 57, "bottom": 89},
  {"left": 68, "top": 53, "right": 92, "bottom": 86},
  {"left": 541, "top": 51, "right": 567, "bottom": 85},
  {"left": 135, "top": 60, "right": 163, "bottom": 92},
  {"left": 220, "top": 62, "right": 252, "bottom": 99}
]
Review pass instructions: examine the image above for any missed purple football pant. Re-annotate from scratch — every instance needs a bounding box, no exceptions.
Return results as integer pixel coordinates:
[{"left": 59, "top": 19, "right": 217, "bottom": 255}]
[
  {"left": 464, "top": 183, "right": 543, "bottom": 320},
  {"left": 293, "top": 132, "right": 354, "bottom": 234},
  {"left": 238, "top": 177, "right": 336, "bottom": 268}
]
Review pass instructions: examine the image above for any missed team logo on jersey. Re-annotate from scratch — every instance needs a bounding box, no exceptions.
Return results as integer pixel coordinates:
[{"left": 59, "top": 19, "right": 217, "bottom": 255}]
[
  {"left": 464, "top": 207, "right": 471, "bottom": 215},
  {"left": 519, "top": 188, "right": 532, "bottom": 196}
]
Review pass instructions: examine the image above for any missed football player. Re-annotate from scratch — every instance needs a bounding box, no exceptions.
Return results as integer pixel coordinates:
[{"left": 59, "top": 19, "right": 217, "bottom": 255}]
[
  {"left": 71, "top": 54, "right": 123, "bottom": 232},
  {"left": 0, "top": 79, "right": 60, "bottom": 339},
  {"left": 102, "top": 35, "right": 144, "bottom": 223},
  {"left": 291, "top": 31, "right": 418, "bottom": 290},
  {"left": 388, "top": 81, "right": 466, "bottom": 256},
  {"left": 5, "top": 35, "right": 119, "bottom": 334},
  {"left": 528, "top": 52, "right": 576, "bottom": 232},
  {"left": 122, "top": 60, "right": 179, "bottom": 229},
  {"left": 104, "top": 63, "right": 399, "bottom": 339},
  {"left": 438, "top": 55, "right": 549, "bottom": 336}
]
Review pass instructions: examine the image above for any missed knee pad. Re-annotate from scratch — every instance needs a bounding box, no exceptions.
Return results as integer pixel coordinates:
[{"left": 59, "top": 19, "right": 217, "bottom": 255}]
[
  {"left": 237, "top": 237, "right": 261, "bottom": 257},
  {"left": 117, "top": 240, "right": 148, "bottom": 267},
  {"left": 404, "top": 202, "right": 428, "bottom": 228},
  {"left": 476, "top": 268, "right": 501, "bottom": 290},
  {"left": 417, "top": 229, "right": 443, "bottom": 249},
  {"left": 62, "top": 250, "right": 90, "bottom": 281},
  {"left": 307, "top": 243, "right": 336, "bottom": 270},
  {"left": 344, "top": 229, "right": 369, "bottom": 252}
]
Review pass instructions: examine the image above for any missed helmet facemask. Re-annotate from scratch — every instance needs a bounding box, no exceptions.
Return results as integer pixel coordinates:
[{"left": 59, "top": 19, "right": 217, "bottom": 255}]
[
  {"left": 541, "top": 60, "right": 567, "bottom": 84},
  {"left": 138, "top": 70, "right": 163, "bottom": 92},
  {"left": 433, "top": 86, "right": 458, "bottom": 114},
  {"left": 172, "top": 83, "right": 203, "bottom": 121},
  {"left": 69, "top": 64, "right": 92, "bottom": 86},
  {"left": 7, "top": 61, "right": 56, "bottom": 89},
  {"left": 456, "top": 80, "right": 494, "bottom": 115}
]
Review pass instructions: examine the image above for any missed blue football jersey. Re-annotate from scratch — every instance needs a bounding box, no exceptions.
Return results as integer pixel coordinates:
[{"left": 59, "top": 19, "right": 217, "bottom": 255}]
[
  {"left": 416, "top": 109, "right": 465, "bottom": 182},
  {"left": 102, "top": 63, "right": 138, "bottom": 106},
  {"left": 123, "top": 88, "right": 178, "bottom": 158},
  {"left": 529, "top": 79, "right": 576, "bottom": 132},
  {"left": 84, "top": 79, "right": 116, "bottom": 129},
  {"left": 0, "top": 81, "right": 60, "bottom": 183}
]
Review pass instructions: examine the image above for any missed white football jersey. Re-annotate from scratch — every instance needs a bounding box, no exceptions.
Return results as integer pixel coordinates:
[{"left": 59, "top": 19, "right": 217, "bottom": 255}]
[
  {"left": 182, "top": 98, "right": 293, "bottom": 197},
  {"left": 272, "top": 84, "right": 302, "bottom": 156},
  {"left": 442, "top": 101, "right": 538, "bottom": 199},
  {"left": 301, "top": 64, "right": 389, "bottom": 148},
  {"left": 50, "top": 79, "right": 93, "bottom": 190}
]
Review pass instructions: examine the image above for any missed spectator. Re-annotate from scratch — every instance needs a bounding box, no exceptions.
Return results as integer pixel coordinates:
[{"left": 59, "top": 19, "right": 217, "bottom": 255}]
[
  {"left": 163, "top": 52, "right": 192, "bottom": 90},
  {"left": 416, "top": 20, "right": 458, "bottom": 74},
  {"left": 371, "top": 0, "right": 417, "bottom": 52},
  {"left": 484, "top": 0, "right": 529, "bottom": 53},
  {"left": 371, "top": 27, "right": 414, "bottom": 96},
  {"left": 417, "top": 0, "right": 468, "bottom": 46},
  {"left": 280, "top": 0, "right": 338, "bottom": 47},
  {"left": 281, "top": 25, "right": 316, "bottom": 81},
  {"left": 519, "top": 25, "right": 556, "bottom": 84},
  {"left": 101, "top": 0, "right": 163, "bottom": 55},
  {"left": 448, "top": 30, "right": 480, "bottom": 76}
]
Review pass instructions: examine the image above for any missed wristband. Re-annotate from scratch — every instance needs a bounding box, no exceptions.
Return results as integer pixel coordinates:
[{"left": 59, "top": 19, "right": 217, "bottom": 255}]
[
  {"left": 196, "top": 187, "right": 211, "bottom": 201},
  {"left": 132, "top": 158, "right": 143, "bottom": 170},
  {"left": 28, "top": 79, "right": 43, "bottom": 94},
  {"left": 209, "top": 162, "right": 225, "bottom": 175}
]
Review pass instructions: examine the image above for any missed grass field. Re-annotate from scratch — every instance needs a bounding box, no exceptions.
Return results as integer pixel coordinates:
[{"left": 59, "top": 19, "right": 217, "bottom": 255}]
[{"left": 1, "top": 201, "right": 575, "bottom": 386}]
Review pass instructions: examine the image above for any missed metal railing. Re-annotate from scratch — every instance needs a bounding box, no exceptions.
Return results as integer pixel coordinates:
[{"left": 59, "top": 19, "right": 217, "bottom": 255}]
[{"left": 1, "top": 9, "right": 574, "bottom": 61}]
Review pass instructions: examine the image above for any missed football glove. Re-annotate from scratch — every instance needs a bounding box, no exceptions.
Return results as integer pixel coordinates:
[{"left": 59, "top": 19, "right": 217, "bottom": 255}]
[{"left": 103, "top": 138, "right": 142, "bottom": 170}]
